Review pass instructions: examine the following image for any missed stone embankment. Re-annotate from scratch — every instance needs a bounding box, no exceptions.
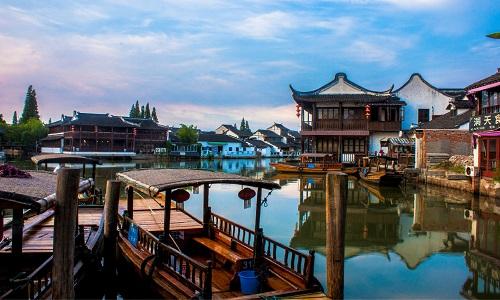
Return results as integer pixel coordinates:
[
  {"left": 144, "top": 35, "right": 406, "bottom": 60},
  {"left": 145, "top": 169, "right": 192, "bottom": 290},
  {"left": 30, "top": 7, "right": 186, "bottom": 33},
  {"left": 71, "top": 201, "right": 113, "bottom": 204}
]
[{"left": 419, "top": 155, "right": 500, "bottom": 198}]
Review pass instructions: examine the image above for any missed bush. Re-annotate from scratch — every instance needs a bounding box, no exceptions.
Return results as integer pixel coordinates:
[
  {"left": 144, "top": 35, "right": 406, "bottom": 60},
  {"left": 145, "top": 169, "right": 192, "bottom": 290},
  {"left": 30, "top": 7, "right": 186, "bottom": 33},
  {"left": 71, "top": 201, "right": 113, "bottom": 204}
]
[{"left": 432, "top": 160, "right": 465, "bottom": 174}]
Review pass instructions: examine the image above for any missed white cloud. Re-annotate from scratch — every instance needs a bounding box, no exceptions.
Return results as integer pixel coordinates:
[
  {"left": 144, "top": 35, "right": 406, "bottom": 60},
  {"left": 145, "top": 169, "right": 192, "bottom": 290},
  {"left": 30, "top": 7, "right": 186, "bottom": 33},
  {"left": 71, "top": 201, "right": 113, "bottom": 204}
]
[{"left": 233, "top": 11, "right": 297, "bottom": 40}]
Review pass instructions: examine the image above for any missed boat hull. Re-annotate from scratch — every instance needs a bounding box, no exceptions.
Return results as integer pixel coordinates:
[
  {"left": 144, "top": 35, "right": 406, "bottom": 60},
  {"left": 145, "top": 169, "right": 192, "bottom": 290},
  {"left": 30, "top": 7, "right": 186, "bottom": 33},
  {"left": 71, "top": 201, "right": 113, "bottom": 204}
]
[
  {"left": 271, "top": 163, "right": 358, "bottom": 176},
  {"left": 359, "top": 171, "right": 404, "bottom": 186}
]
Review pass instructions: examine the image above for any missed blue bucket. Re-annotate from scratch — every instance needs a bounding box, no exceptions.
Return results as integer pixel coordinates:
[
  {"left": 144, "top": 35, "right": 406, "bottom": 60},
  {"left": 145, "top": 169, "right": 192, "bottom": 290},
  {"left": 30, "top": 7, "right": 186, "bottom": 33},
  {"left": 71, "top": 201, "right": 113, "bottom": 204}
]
[{"left": 238, "top": 270, "right": 260, "bottom": 294}]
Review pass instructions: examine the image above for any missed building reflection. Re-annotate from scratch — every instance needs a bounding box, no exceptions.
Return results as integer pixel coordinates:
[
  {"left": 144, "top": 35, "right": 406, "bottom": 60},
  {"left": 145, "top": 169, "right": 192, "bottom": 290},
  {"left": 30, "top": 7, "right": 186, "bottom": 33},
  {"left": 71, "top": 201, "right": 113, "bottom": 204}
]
[
  {"left": 463, "top": 197, "right": 500, "bottom": 299},
  {"left": 291, "top": 175, "right": 470, "bottom": 269}
]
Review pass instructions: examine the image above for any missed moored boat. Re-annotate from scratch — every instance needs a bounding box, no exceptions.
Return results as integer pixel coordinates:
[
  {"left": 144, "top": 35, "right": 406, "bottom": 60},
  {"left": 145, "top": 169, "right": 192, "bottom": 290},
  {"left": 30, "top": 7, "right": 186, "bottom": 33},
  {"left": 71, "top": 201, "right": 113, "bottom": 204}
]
[
  {"left": 359, "top": 156, "right": 404, "bottom": 186},
  {"left": 271, "top": 153, "right": 358, "bottom": 176},
  {"left": 0, "top": 168, "right": 104, "bottom": 299},
  {"left": 116, "top": 168, "right": 321, "bottom": 299}
]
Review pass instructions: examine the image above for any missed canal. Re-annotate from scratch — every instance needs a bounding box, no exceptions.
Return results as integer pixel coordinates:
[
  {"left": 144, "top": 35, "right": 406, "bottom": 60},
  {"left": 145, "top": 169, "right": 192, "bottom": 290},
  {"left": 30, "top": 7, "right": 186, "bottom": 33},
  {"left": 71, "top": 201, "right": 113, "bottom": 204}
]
[{"left": 17, "top": 158, "right": 491, "bottom": 298}]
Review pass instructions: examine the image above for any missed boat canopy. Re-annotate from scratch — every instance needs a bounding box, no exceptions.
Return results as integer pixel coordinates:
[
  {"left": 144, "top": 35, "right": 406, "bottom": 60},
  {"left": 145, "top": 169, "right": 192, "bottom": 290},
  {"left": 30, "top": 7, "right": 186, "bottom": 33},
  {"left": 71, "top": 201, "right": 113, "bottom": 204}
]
[
  {"left": 0, "top": 171, "right": 92, "bottom": 212},
  {"left": 31, "top": 154, "right": 102, "bottom": 166},
  {"left": 116, "top": 169, "right": 281, "bottom": 196}
]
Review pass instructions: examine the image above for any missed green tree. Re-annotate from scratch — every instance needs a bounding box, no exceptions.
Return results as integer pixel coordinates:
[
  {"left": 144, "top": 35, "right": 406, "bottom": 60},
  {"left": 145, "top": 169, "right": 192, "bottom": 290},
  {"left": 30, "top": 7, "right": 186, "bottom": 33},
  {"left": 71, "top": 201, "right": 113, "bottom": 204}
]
[
  {"left": 145, "top": 103, "right": 151, "bottom": 119},
  {"left": 151, "top": 107, "right": 158, "bottom": 122},
  {"left": 245, "top": 120, "right": 250, "bottom": 132},
  {"left": 240, "top": 117, "right": 246, "bottom": 131},
  {"left": 48, "top": 118, "right": 52, "bottom": 124},
  {"left": 5, "top": 118, "right": 48, "bottom": 151},
  {"left": 140, "top": 105, "right": 145, "bottom": 118},
  {"left": 129, "top": 104, "right": 136, "bottom": 117},
  {"left": 0, "top": 114, "right": 5, "bottom": 125},
  {"left": 12, "top": 111, "right": 18, "bottom": 125},
  {"left": 134, "top": 100, "right": 140, "bottom": 117},
  {"left": 20, "top": 85, "right": 40, "bottom": 123},
  {"left": 177, "top": 124, "right": 198, "bottom": 144}
]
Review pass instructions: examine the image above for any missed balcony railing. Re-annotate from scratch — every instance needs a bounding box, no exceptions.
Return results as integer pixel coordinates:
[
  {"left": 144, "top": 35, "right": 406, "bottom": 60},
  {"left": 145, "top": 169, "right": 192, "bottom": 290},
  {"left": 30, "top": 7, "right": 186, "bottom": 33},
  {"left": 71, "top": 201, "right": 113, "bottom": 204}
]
[{"left": 302, "top": 120, "right": 400, "bottom": 132}]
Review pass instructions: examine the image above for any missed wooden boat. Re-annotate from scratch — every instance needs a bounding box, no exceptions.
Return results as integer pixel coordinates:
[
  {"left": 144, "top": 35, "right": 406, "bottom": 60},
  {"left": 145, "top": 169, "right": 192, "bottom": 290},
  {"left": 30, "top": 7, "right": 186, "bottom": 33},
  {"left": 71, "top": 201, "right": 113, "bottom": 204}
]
[
  {"left": 271, "top": 153, "right": 358, "bottom": 176},
  {"left": 31, "top": 153, "right": 103, "bottom": 204},
  {"left": 359, "top": 156, "right": 404, "bottom": 186},
  {"left": 116, "top": 169, "right": 321, "bottom": 299},
  {"left": 0, "top": 170, "right": 104, "bottom": 299}
]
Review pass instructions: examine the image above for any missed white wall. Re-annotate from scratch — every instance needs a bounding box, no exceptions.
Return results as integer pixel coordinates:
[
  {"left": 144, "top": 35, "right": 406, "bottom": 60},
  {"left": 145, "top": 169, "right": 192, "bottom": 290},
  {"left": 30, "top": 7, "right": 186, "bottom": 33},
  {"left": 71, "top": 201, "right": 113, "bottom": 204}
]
[
  {"left": 396, "top": 74, "right": 453, "bottom": 130},
  {"left": 369, "top": 132, "right": 400, "bottom": 154}
]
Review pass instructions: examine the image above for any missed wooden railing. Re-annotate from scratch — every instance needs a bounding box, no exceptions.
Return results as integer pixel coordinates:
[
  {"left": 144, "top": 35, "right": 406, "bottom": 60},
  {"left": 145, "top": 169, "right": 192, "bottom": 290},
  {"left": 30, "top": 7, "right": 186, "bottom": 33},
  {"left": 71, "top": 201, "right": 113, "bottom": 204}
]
[
  {"left": 209, "top": 212, "right": 315, "bottom": 286},
  {"left": 121, "top": 216, "right": 212, "bottom": 297},
  {"left": 210, "top": 213, "right": 254, "bottom": 248},
  {"left": 262, "top": 236, "right": 313, "bottom": 280},
  {"left": 24, "top": 257, "right": 53, "bottom": 299},
  {"left": 368, "top": 121, "right": 401, "bottom": 131}
]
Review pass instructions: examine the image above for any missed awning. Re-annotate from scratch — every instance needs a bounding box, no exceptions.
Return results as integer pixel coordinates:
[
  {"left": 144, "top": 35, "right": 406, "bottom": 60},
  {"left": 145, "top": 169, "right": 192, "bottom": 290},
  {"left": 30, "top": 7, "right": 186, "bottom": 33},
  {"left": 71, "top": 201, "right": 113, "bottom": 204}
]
[
  {"left": 387, "top": 138, "right": 415, "bottom": 146},
  {"left": 473, "top": 130, "right": 500, "bottom": 137},
  {"left": 467, "top": 81, "right": 500, "bottom": 95}
]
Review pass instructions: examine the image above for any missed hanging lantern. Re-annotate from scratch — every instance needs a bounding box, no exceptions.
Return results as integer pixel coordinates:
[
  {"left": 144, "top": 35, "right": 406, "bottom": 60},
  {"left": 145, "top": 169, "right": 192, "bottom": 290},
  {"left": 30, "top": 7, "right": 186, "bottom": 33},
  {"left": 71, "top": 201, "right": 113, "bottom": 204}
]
[
  {"left": 171, "top": 189, "right": 190, "bottom": 203},
  {"left": 296, "top": 104, "right": 301, "bottom": 118},
  {"left": 238, "top": 187, "right": 256, "bottom": 200},
  {"left": 364, "top": 104, "right": 371, "bottom": 119}
]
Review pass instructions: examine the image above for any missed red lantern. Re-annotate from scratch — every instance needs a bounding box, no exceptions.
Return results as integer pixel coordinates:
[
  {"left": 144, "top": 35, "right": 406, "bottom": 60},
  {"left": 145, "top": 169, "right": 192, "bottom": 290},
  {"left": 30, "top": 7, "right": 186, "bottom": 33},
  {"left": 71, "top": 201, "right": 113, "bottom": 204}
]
[
  {"left": 296, "top": 104, "right": 301, "bottom": 118},
  {"left": 238, "top": 187, "right": 256, "bottom": 200},
  {"left": 364, "top": 104, "right": 371, "bottom": 119},
  {"left": 171, "top": 189, "right": 190, "bottom": 203}
]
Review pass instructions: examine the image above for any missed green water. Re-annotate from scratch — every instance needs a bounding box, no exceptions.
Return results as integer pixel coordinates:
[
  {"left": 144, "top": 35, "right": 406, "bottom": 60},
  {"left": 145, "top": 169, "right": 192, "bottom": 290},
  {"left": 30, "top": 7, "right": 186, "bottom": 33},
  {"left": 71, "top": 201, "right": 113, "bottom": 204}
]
[{"left": 14, "top": 158, "right": 493, "bottom": 298}]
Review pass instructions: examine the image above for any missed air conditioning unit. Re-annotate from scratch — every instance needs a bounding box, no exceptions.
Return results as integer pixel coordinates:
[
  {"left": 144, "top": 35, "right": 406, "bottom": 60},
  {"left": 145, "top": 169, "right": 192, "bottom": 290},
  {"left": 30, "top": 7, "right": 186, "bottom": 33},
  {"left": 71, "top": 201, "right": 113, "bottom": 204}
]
[
  {"left": 464, "top": 209, "right": 475, "bottom": 221},
  {"left": 465, "top": 165, "right": 479, "bottom": 177}
]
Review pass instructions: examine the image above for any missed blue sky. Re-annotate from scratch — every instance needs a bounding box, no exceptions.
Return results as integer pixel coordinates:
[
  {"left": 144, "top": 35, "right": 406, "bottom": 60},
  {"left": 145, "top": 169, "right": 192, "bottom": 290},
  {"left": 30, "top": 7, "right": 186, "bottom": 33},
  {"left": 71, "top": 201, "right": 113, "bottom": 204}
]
[{"left": 0, "top": 0, "right": 499, "bottom": 130}]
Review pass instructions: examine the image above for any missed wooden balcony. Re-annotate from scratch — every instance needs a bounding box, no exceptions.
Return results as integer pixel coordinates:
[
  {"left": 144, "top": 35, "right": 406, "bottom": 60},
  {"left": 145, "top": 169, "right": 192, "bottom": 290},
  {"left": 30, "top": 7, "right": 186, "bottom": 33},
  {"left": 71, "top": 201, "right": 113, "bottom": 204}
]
[{"left": 302, "top": 120, "right": 400, "bottom": 132}]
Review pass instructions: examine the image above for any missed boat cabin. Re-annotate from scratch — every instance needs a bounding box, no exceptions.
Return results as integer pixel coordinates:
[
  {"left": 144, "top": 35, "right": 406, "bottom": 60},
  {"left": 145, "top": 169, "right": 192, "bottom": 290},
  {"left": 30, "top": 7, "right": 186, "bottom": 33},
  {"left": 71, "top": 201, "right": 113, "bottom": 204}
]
[{"left": 116, "top": 169, "right": 319, "bottom": 299}]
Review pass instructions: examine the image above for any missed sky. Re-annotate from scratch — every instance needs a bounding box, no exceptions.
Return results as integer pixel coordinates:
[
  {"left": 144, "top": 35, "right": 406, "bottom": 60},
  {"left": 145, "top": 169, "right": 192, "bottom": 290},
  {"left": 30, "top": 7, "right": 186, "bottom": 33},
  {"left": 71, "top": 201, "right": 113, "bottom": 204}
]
[{"left": 0, "top": 0, "right": 499, "bottom": 130}]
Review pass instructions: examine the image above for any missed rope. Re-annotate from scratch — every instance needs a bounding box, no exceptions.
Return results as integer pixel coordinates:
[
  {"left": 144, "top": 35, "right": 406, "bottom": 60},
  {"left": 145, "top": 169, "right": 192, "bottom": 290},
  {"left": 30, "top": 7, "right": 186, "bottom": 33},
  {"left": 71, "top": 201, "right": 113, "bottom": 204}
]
[{"left": 261, "top": 189, "right": 273, "bottom": 208}]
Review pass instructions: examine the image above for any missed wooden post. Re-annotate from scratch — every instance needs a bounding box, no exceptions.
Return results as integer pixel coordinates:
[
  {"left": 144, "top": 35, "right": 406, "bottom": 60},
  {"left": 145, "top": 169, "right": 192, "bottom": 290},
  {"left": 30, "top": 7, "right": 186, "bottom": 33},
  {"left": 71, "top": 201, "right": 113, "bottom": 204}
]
[
  {"left": 103, "top": 180, "right": 121, "bottom": 298},
  {"left": 325, "top": 172, "right": 347, "bottom": 299},
  {"left": 204, "top": 260, "right": 213, "bottom": 299},
  {"left": 52, "top": 167, "right": 80, "bottom": 299},
  {"left": 11, "top": 208, "right": 23, "bottom": 255},
  {"left": 126, "top": 186, "right": 134, "bottom": 219},
  {"left": 254, "top": 187, "right": 263, "bottom": 266},
  {"left": 163, "top": 189, "right": 172, "bottom": 242},
  {"left": 203, "top": 184, "right": 210, "bottom": 234}
]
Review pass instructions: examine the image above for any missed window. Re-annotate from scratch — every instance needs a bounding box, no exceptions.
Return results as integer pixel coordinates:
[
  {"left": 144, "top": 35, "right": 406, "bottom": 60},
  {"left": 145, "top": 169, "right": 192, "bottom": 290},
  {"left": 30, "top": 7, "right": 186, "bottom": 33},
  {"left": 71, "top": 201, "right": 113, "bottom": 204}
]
[
  {"left": 229, "top": 147, "right": 232, "bottom": 151},
  {"left": 418, "top": 109, "right": 430, "bottom": 123},
  {"left": 236, "top": 147, "right": 239, "bottom": 152},
  {"left": 317, "top": 108, "right": 339, "bottom": 120},
  {"left": 343, "top": 138, "right": 365, "bottom": 153}
]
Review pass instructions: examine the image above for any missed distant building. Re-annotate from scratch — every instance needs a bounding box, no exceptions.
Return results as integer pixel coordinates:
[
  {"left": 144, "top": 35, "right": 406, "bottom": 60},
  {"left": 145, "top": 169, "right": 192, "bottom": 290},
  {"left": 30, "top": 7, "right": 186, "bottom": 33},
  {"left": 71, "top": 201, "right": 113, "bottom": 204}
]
[
  {"left": 198, "top": 133, "right": 255, "bottom": 158},
  {"left": 395, "top": 73, "right": 465, "bottom": 130},
  {"left": 40, "top": 112, "right": 167, "bottom": 157},
  {"left": 215, "top": 124, "right": 252, "bottom": 139},
  {"left": 291, "top": 72, "right": 405, "bottom": 163},
  {"left": 267, "top": 122, "right": 301, "bottom": 157},
  {"left": 245, "top": 139, "right": 274, "bottom": 157}
]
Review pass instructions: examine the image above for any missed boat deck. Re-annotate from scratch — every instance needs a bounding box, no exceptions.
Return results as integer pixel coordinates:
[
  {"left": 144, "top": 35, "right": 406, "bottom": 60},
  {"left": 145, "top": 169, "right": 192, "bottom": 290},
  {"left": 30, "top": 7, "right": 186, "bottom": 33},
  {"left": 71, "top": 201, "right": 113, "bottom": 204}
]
[
  {"left": 118, "top": 198, "right": 203, "bottom": 233},
  {"left": 0, "top": 207, "right": 103, "bottom": 254}
]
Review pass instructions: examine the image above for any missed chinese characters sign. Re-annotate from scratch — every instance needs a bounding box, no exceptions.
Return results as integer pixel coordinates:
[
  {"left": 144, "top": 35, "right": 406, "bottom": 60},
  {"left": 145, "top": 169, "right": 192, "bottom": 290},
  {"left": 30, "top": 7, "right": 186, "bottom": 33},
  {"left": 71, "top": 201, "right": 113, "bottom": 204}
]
[{"left": 469, "top": 112, "right": 500, "bottom": 132}]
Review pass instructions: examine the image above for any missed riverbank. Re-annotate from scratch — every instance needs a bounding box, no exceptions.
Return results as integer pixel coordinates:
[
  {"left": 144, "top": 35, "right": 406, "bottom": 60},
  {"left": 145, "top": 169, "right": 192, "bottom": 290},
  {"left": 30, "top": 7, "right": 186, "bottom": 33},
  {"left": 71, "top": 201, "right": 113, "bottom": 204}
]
[{"left": 420, "top": 169, "right": 500, "bottom": 198}]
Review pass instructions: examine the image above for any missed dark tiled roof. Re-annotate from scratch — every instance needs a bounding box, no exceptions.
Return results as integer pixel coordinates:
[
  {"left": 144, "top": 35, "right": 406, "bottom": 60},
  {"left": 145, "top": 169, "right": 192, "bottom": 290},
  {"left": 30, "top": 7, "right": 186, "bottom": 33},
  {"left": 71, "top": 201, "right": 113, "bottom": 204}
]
[
  {"left": 466, "top": 71, "right": 500, "bottom": 91},
  {"left": 266, "top": 141, "right": 289, "bottom": 148},
  {"left": 292, "top": 93, "right": 405, "bottom": 105},
  {"left": 288, "top": 130, "right": 300, "bottom": 139},
  {"left": 123, "top": 117, "right": 168, "bottom": 130},
  {"left": 246, "top": 139, "right": 270, "bottom": 149},
  {"left": 418, "top": 110, "right": 472, "bottom": 130},
  {"left": 49, "top": 112, "right": 137, "bottom": 128},
  {"left": 218, "top": 124, "right": 252, "bottom": 138},
  {"left": 254, "top": 129, "right": 282, "bottom": 139},
  {"left": 198, "top": 133, "right": 242, "bottom": 143},
  {"left": 290, "top": 73, "right": 394, "bottom": 97},
  {"left": 447, "top": 100, "right": 475, "bottom": 109}
]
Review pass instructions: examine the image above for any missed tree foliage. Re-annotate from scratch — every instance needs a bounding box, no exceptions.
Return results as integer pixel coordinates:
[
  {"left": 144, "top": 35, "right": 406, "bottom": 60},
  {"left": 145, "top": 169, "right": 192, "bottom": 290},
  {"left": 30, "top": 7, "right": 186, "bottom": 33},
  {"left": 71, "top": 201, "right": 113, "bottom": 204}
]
[
  {"left": 4, "top": 119, "right": 48, "bottom": 150},
  {"left": 12, "top": 111, "right": 18, "bottom": 125},
  {"left": 134, "top": 100, "right": 140, "bottom": 117},
  {"left": 176, "top": 124, "right": 198, "bottom": 144},
  {"left": 240, "top": 117, "right": 246, "bottom": 131},
  {"left": 145, "top": 103, "right": 151, "bottom": 119},
  {"left": 20, "top": 85, "right": 40, "bottom": 123},
  {"left": 152, "top": 107, "right": 158, "bottom": 122},
  {"left": 245, "top": 120, "right": 250, "bottom": 132}
]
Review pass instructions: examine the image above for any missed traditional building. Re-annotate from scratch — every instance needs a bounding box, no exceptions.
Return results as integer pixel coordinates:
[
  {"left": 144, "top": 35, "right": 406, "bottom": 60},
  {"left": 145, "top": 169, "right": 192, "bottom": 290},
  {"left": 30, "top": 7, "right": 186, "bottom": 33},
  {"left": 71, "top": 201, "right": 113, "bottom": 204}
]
[
  {"left": 41, "top": 112, "right": 168, "bottom": 157},
  {"left": 468, "top": 69, "right": 500, "bottom": 178},
  {"left": 214, "top": 124, "right": 252, "bottom": 139},
  {"left": 291, "top": 72, "right": 405, "bottom": 163},
  {"left": 198, "top": 133, "right": 255, "bottom": 158},
  {"left": 245, "top": 139, "right": 274, "bottom": 157},
  {"left": 395, "top": 73, "right": 465, "bottom": 130}
]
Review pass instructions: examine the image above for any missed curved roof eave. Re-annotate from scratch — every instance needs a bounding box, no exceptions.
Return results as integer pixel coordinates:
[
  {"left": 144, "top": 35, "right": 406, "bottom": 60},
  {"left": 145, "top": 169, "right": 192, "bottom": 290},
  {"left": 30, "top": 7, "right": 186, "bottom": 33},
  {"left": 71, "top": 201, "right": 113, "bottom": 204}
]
[{"left": 395, "top": 73, "right": 463, "bottom": 98}]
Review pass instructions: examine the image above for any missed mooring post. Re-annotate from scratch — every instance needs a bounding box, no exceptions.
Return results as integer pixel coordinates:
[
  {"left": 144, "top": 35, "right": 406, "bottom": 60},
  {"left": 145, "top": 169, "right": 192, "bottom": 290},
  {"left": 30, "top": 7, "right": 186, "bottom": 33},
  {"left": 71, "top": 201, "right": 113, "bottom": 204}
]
[
  {"left": 163, "top": 189, "right": 172, "bottom": 243},
  {"left": 52, "top": 167, "right": 80, "bottom": 299},
  {"left": 103, "top": 180, "right": 121, "bottom": 298},
  {"left": 126, "top": 186, "right": 134, "bottom": 219},
  {"left": 203, "top": 183, "right": 210, "bottom": 235},
  {"left": 325, "top": 172, "right": 347, "bottom": 299}
]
